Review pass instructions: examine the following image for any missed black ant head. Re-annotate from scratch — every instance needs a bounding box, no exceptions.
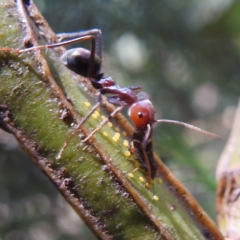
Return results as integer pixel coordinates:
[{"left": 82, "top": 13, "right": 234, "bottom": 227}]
[
  {"left": 61, "top": 48, "right": 101, "bottom": 78},
  {"left": 128, "top": 99, "right": 156, "bottom": 129}
]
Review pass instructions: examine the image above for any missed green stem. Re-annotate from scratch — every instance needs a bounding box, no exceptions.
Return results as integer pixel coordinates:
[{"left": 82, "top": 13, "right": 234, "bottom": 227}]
[{"left": 0, "top": 0, "right": 223, "bottom": 239}]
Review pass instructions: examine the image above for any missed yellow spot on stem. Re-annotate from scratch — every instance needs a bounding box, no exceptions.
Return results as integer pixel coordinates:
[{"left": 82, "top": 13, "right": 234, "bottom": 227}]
[
  {"left": 128, "top": 173, "right": 134, "bottom": 178},
  {"left": 124, "top": 151, "right": 131, "bottom": 157},
  {"left": 123, "top": 140, "right": 129, "bottom": 147},
  {"left": 112, "top": 137, "right": 118, "bottom": 142},
  {"left": 92, "top": 113, "right": 97, "bottom": 119},
  {"left": 145, "top": 182, "right": 150, "bottom": 188},
  {"left": 112, "top": 132, "right": 121, "bottom": 142},
  {"left": 94, "top": 110, "right": 99, "bottom": 117},
  {"left": 108, "top": 122, "right": 113, "bottom": 128},
  {"left": 103, "top": 131, "right": 108, "bottom": 137},
  {"left": 85, "top": 101, "right": 91, "bottom": 107},
  {"left": 152, "top": 195, "right": 159, "bottom": 201},
  {"left": 122, "top": 131, "right": 127, "bottom": 136},
  {"left": 139, "top": 177, "right": 145, "bottom": 182}
]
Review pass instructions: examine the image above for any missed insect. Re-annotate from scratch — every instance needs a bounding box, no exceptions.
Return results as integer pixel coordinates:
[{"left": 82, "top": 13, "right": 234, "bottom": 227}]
[
  {"left": 0, "top": 28, "right": 220, "bottom": 184},
  {"left": 128, "top": 91, "right": 221, "bottom": 185}
]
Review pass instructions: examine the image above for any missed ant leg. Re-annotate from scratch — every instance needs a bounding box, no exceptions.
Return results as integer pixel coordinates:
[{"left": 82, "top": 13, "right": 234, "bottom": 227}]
[
  {"left": 0, "top": 34, "right": 98, "bottom": 78},
  {"left": 56, "top": 102, "right": 100, "bottom": 159},
  {"left": 56, "top": 29, "right": 102, "bottom": 78},
  {"left": 18, "top": 34, "right": 98, "bottom": 82},
  {"left": 56, "top": 96, "right": 102, "bottom": 159},
  {"left": 139, "top": 142, "right": 152, "bottom": 186},
  {"left": 128, "top": 165, "right": 140, "bottom": 177},
  {"left": 141, "top": 124, "right": 152, "bottom": 148},
  {"left": 56, "top": 29, "right": 102, "bottom": 59},
  {"left": 83, "top": 105, "right": 124, "bottom": 142},
  {"left": 18, "top": 35, "right": 94, "bottom": 53},
  {"left": 132, "top": 127, "right": 153, "bottom": 186},
  {"left": 0, "top": 35, "right": 96, "bottom": 58},
  {"left": 0, "top": 48, "right": 20, "bottom": 53}
]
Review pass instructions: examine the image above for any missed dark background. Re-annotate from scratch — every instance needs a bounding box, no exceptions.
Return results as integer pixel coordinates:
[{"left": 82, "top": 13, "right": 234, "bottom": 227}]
[{"left": 1, "top": 0, "right": 240, "bottom": 239}]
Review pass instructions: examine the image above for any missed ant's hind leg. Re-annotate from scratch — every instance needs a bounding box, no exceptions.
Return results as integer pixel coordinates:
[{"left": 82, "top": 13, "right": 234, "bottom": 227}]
[
  {"left": 56, "top": 29, "right": 102, "bottom": 79},
  {"left": 56, "top": 29, "right": 102, "bottom": 59},
  {"left": 19, "top": 35, "right": 95, "bottom": 53},
  {"left": 0, "top": 34, "right": 97, "bottom": 57}
]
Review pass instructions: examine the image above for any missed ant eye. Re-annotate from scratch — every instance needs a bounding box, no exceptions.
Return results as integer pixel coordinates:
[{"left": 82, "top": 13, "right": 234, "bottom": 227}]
[
  {"left": 138, "top": 112, "right": 143, "bottom": 118},
  {"left": 128, "top": 100, "right": 155, "bottom": 128}
]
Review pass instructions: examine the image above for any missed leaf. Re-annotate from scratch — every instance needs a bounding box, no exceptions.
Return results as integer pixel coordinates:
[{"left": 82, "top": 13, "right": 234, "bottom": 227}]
[{"left": 217, "top": 99, "right": 240, "bottom": 239}]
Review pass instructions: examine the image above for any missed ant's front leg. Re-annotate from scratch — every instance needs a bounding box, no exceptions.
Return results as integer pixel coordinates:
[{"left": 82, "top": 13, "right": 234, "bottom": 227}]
[
  {"left": 83, "top": 103, "right": 125, "bottom": 142},
  {"left": 56, "top": 93, "right": 102, "bottom": 159},
  {"left": 132, "top": 127, "right": 153, "bottom": 186}
]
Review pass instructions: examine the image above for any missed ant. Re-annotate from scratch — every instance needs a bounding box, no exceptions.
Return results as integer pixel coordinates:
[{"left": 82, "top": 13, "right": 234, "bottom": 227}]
[
  {"left": 0, "top": 28, "right": 220, "bottom": 185},
  {"left": 128, "top": 91, "right": 220, "bottom": 185}
]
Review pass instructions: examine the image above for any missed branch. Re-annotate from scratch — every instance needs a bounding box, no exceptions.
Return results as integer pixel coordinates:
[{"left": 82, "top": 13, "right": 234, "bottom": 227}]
[{"left": 0, "top": 0, "right": 223, "bottom": 239}]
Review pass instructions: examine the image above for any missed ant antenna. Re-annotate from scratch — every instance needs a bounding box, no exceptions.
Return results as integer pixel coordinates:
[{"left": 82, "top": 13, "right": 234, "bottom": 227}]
[{"left": 155, "top": 119, "right": 221, "bottom": 140}]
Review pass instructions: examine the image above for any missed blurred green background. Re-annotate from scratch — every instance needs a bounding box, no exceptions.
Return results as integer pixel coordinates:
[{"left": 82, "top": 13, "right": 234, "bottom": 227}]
[{"left": 1, "top": 0, "right": 239, "bottom": 239}]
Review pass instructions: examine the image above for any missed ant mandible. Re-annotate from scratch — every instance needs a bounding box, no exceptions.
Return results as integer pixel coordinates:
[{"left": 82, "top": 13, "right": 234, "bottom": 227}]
[{"left": 0, "top": 28, "right": 220, "bottom": 184}]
